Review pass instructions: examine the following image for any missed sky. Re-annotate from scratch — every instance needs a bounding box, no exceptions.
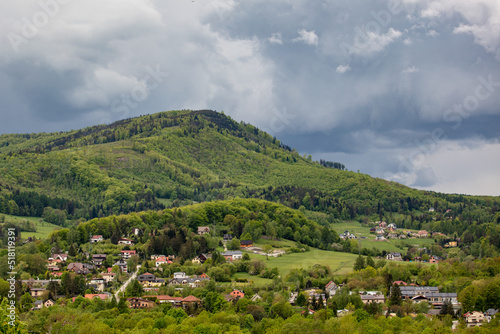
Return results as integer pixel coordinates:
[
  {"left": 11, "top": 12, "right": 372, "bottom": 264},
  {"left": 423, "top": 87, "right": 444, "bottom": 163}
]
[{"left": 1, "top": 0, "right": 499, "bottom": 196}]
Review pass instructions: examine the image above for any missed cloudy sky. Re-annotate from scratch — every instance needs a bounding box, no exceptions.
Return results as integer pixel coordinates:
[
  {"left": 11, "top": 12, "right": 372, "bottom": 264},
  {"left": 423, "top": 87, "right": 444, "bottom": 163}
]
[{"left": 1, "top": 0, "right": 499, "bottom": 196}]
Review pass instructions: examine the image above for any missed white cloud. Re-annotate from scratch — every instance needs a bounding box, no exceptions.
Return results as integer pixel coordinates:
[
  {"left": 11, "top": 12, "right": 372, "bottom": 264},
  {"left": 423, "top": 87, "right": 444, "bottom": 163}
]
[
  {"left": 389, "top": 140, "right": 500, "bottom": 196},
  {"left": 403, "top": 0, "right": 500, "bottom": 59},
  {"left": 349, "top": 28, "right": 403, "bottom": 56},
  {"left": 336, "top": 64, "right": 351, "bottom": 73},
  {"left": 293, "top": 29, "right": 318, "bottom": 46},
  {"left": 269, "top": 32, "right": 283, "bottom": 45},
  {"left": 427, "top": 30, "right": 439, "bottom": 37},
  {"left": 402, "top": 66, "right": 419, "bottom": 74}
]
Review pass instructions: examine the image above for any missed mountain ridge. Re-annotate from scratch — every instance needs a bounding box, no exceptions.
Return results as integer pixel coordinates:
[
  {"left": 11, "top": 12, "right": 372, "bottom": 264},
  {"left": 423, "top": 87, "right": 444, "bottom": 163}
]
[{"left": 0, "top": 110, "right": 497, "bottom": 228}]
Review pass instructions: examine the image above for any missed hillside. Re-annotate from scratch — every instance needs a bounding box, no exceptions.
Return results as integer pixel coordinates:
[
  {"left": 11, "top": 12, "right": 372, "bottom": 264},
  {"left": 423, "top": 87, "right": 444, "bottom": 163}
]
[{"left": 0, "top": 110, "right": 498, "bottom": 246}]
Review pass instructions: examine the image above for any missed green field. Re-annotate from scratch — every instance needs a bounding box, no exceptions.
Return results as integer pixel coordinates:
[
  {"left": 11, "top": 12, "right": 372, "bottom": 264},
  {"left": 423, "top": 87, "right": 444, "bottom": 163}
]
[
  {"left": 232, "top": 272, "right": 272, "bottom": 286},
  {"left": 0, "top": 214, "right": 62, "bottom": 239},
  {"left": 253, "top": 238, "right": 296, "bottom": 249},
  {"left": 247, "top": 248, "right": 359, "bottom": 277}
]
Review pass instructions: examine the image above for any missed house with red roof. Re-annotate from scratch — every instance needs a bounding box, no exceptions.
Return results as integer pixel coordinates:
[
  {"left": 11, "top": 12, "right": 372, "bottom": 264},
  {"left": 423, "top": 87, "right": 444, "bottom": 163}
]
[
  {"left": 155, "top": 256, "right": 173, "bottom": 267},
  {"left": 118, "top": 238, "right": 134, "bottom": 245},
  {"left": 121, "top": 250, "right": 137, "bottom": 260},
  {"left": 90, "top": 235, "right": 103, "bottom": 243}
]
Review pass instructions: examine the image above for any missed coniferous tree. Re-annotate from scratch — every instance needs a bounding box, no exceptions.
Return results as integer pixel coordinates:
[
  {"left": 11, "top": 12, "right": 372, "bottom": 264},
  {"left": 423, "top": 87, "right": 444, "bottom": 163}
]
[
  {"left": 366, "top": 256, "right": 375, "bottom": 268},
  {"left": 389, "top": 284, "right": 402, "bottom": 306},
  {"left": 296, "top": 293, "right": 307, "bottom": 307}
]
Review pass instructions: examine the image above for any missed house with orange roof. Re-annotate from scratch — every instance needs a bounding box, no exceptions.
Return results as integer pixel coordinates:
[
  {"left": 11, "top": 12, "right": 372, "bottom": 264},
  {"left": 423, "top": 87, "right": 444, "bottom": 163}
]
[
  {"left": 182, "top": 295, "right": 201, "bottom": 309},
  {"left": 230, "top": 289, "right": 245, "bottom": 300},
  {"left": 155, "top": 256, "right": 173, "bottom": 267}
]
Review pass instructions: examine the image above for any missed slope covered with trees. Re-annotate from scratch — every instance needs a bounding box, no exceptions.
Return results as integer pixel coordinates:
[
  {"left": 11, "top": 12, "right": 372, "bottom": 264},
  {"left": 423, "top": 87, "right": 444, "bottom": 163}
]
[{"left": 0, "top": 110, "right": 498, "bottom": 248}]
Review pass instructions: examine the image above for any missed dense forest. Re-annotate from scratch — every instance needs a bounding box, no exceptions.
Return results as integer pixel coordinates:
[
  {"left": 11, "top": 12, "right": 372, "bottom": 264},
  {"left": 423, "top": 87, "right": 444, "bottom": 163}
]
[{"left": 0, "top": 109, "right": 499, "bottom": 249}]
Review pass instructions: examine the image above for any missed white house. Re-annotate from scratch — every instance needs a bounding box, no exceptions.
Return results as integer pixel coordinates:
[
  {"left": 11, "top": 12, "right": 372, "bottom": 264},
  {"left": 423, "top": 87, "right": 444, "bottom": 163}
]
[
  {"left": 90, "top": 235, "right": 103, "bottom": 243},
  {"left": 174, "top": 272, "right": 187, "bottom": 279},
  {"left": 155, "top": 256, "right": 173, "bottom": 267},
  {"left": 118, "top": 238, "right": 133, "bottom": 245},
  {"left": 386, "top": 252, "right": 402, "bottom": 261}
]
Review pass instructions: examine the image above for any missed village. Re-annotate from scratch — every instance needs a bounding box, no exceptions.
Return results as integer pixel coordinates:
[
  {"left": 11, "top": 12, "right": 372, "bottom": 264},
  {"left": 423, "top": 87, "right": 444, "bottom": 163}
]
[{"left": 15, "top": 221, "right": 496, "bottom": 329}]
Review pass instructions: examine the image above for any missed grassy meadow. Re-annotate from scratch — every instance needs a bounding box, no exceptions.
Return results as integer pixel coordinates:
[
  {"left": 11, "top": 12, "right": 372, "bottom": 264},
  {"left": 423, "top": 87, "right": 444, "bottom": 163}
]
[
  {"left": 0, "top": 213, "right": 61, "bottom": 239},
  {"left": 247, "top": 248, "right": 359, "bottom": 277}
]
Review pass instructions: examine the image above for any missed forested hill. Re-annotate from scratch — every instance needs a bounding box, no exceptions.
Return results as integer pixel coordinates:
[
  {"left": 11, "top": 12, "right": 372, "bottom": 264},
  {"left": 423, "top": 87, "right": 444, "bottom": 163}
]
[{"left": 0, "top": 110, "right": 498, "bottom": 230}]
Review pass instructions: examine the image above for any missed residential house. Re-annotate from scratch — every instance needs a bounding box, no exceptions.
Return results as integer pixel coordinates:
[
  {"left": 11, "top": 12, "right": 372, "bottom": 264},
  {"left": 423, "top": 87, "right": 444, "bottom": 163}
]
[
  {"left": 425, "top": 292, "right": 458, "bottom": 308},
  {"left": 102, "top": 273, "right": 115, "bottom": 284},
  {"left": 50, "top": 254, "right": 68, "bottom": 262},
  {"left": 377, "top": 221, "right": 387, "bottom": 228},
  {"left": 92, "top": 254, "right": 107, "bottom": 266},
  {"left": 47, "top": 265, "right": 60, "bottom": 272},
  {"left": 376, "top": 235, "right": 385, "bottom": 241},
  {"left": 361, "top": 294, "right": 385, "bottom": 304},
  {"left": 288, "top": 292, "right": 298, "bottom": 305},
  {"left": 386, "top": 252, "right": 402, "bottom": 261},
  {"left": 118, "top": 238, "right": 134, "bottom": 245},
  {"left": 30, "top": 288, "right": 46, "bottom": 299},
  {"left": 369, "top": 227, "right": 376, "bottom": 233},
  {"left": 223, "top": 234, "right": 233, "bottom": 241},
  {"left": 428, "top": 207, "right": 435, "bottom": 212},
  {"left": 197, "top": 226, "right": 210, "bottom": 235},
  {"left": 67, "top": 262, "right": 93, "bottom": 275},
  {"left": 485, "top": 309, "right": 498, "bottom": 323},
  {"left": 417, "top": 230, "right": 428, "bottom": 238},
  {"left": 392, "top": 281, "right": 408, "bottom": 286},
  {"left": 376, "top": 228, "right": 384, "bottom": 235},
  {"left": 221, "top": 251, "right": 243, "bottom": 261},
  {"left": 181, "top": 295, "right": 201, "bottom": 309},
  {"left": 150, "top": 254, "right": 166, "bottom": 261},
  {"left": 47, "top": 258, "right": 63, "bottom": 267},
  {"left": 445, "top": 241, "right": 458, "bottom": 248},
  {"left": 168, "top": 274, "right": 210, "bottom": 288},
  {"left": 32, "top": 300, "right": 43, "bottom": 310},
  {"left": 127, "top": 297, "right": 156, "bottom": 309},
  {"left": 230, "top": 289, "right": 245, "bottom": 300},
  {"left": 174, "top": 272, "right": 187, "bottom": 279},
  {"left": 84, "top": 294, "right": 109, "bottom": 301},
  {"left": 131, "top": 228, "right": 141, "bottom": 236},
  {"left": 44, "top": 299, "right": 55, "bottom": 308},
  {"left": 240, "top": 240, "right": 253, "bottom": 248},
  {"left": 339, "top": 231, "right": 356, "bottom": 240},
  {"left": 155, "top": 256, "right": 173, "bottom": 267},
  {"left": 151, "top": 295, "right": 183, "bottom": 307},
  {"left": 399, "top": 286, "right": 439, "bottom": 300},
  {"left": 90, "top": 235, "right": 103, "bottom": 243},
  {"left": 89, "top": 278, "right": 105, "bottom": 292},
  {"left": 199, "top": 254, "right": 211, "bottom": 263},
  {"left": 137, "top": 273, "right": 165, "bottom": 288},
  {"left": 121, "top": 250, "right": 137, "bottom": 260},
  {"left": 325, "top": 281, "right": 338, "bottom": 297},
  {"left": 388, "top": 233, "right": 398, "bottom": 239},
  {"left": 429, "top": 255, "right": 442, "bottom": 264},
  {"left": 113, "top": 259, "right": 128, "bottom": 273},
  {"left": 464, "top": 311, "right": 485, "bottom": 327},
  {"left": 387, "top": 223, "right": 397, "bottom": 230},
  {"left": 191, "top": 256, "right": 201, "bottom": 265},
  {"left": 251, "top": 294, "right": 262, "bottom": 302}
]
